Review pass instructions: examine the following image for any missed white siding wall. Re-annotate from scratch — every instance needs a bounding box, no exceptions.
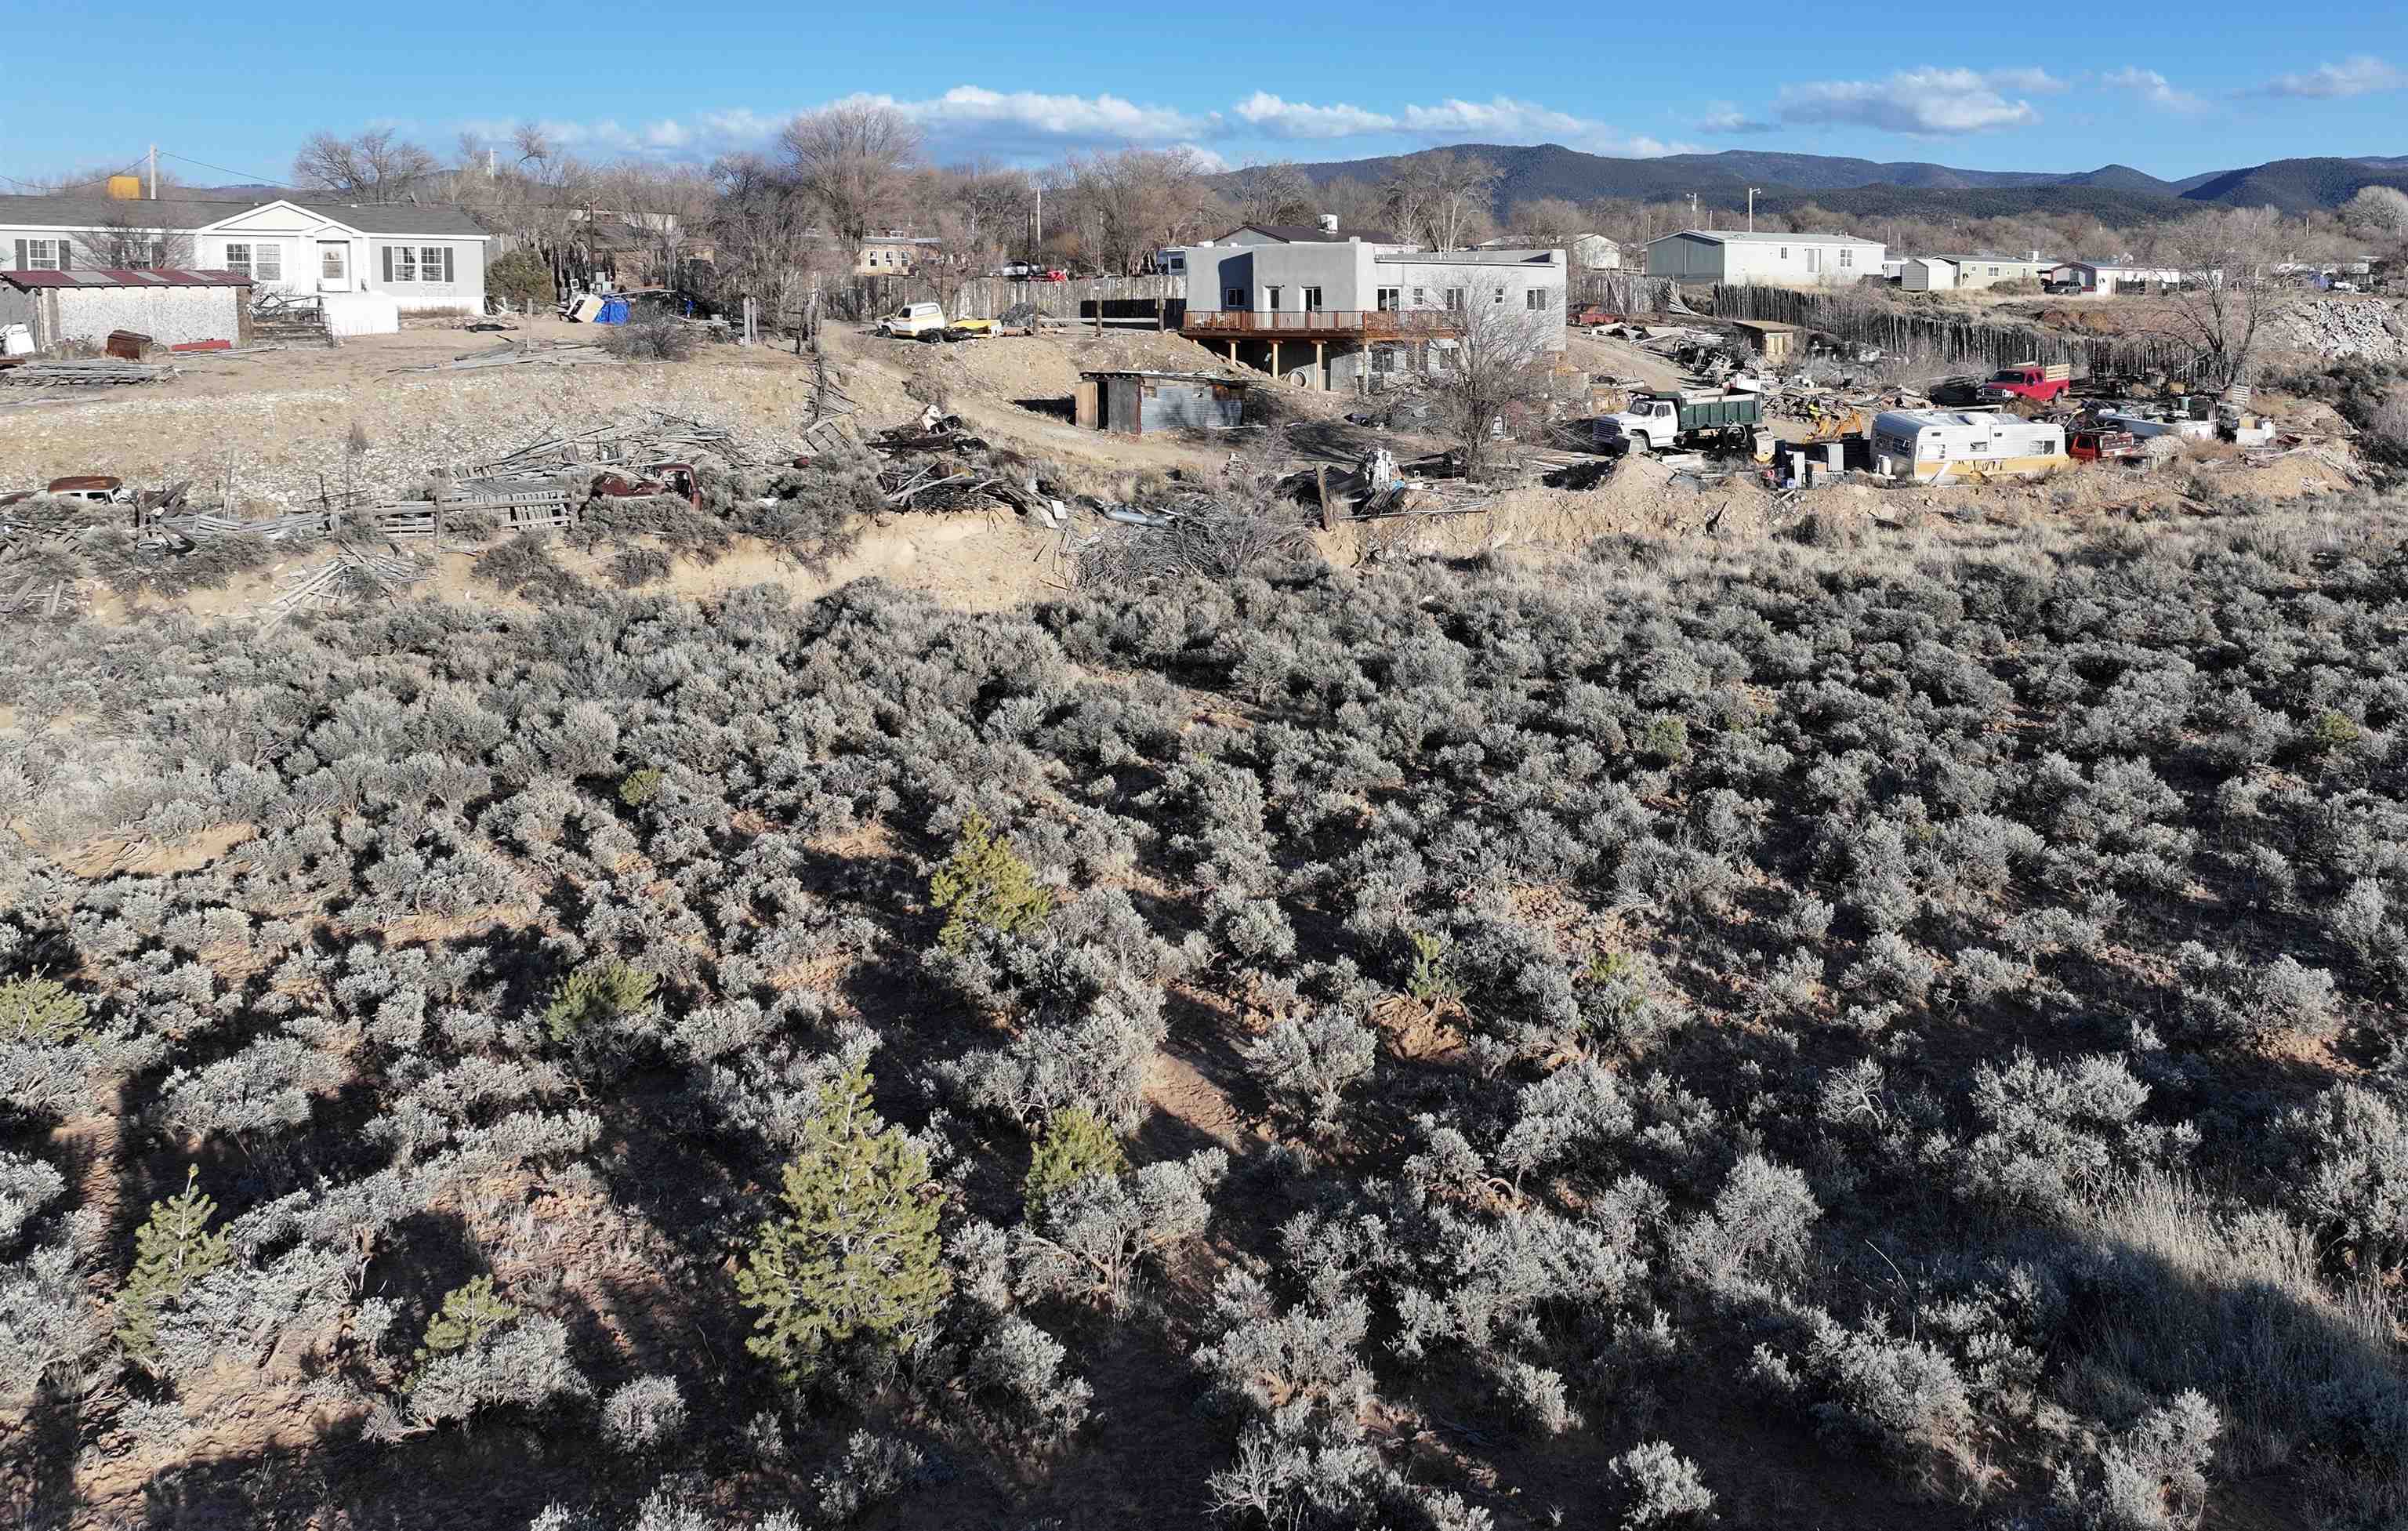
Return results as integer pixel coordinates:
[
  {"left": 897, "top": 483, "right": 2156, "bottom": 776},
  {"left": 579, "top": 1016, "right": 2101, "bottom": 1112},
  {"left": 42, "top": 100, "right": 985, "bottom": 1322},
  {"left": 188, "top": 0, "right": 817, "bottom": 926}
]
[{"left": 366, "top": 238, "right": 485, "bottom": 312}]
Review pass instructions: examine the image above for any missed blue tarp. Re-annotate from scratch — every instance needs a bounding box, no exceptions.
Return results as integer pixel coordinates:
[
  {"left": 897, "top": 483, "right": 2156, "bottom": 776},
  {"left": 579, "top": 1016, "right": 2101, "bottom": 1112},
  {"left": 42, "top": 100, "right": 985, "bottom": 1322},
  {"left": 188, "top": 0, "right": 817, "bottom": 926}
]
[{"left": 595, "top": 297, "right": 630, "bottom": 325}]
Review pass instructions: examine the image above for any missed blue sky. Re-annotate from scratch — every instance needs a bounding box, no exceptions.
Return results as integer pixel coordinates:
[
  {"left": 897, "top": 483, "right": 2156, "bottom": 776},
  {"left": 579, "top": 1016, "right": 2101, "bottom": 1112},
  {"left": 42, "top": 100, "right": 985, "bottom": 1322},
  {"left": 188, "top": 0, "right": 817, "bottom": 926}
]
[{"left": 3, "top": 0, "right": 2403, "bottom": 188}]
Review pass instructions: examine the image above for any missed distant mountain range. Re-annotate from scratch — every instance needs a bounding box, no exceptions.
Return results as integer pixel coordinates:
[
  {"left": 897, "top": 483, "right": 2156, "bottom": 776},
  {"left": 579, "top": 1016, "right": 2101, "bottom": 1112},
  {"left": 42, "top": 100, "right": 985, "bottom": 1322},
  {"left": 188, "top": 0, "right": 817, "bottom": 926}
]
[{"left": 1248, "top": 145, "right": 2408, "bottom": 225}]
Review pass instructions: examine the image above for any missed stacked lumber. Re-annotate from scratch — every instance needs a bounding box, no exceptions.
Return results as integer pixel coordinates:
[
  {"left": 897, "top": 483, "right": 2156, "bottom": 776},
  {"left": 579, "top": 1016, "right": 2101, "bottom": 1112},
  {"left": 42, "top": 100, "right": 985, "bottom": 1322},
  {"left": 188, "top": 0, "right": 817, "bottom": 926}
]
[
  {"left": 261, "top": 546, "right": 429, "bottom": 620},
  {"left": 0, "top": 360, "right": 169, "bottom": 386}
]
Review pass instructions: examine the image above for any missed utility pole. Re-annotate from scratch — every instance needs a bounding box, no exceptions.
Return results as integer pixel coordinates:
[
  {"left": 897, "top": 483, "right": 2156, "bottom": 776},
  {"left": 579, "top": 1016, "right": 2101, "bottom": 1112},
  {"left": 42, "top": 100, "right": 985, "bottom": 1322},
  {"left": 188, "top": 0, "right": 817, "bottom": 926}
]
[
  {"left": 1688, "top": 191, "right": 1699, "bottom": 224},
  {"left": 147, "top": 144, "right": 157, "bottom": 199},
  {"left": 1746, "top": 187, "right": 1761, "bottom": 232},
  {"left": 1033, "top": 182, "right": 1043, "bottom": 258}
]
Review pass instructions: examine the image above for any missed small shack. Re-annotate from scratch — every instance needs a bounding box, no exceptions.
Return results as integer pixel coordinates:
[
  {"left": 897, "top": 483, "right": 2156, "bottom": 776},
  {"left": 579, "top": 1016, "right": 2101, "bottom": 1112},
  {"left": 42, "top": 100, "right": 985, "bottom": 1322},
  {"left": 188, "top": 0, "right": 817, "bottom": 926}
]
[
  {"left": 1727, "top": 319, "right": 1804, "bottom": 364},
  {"left": 0, "top": 267, "right": 253, "bottom": 352},
  {"left": 1075, "top": 370, "right": 1248, "bottom": 436}
]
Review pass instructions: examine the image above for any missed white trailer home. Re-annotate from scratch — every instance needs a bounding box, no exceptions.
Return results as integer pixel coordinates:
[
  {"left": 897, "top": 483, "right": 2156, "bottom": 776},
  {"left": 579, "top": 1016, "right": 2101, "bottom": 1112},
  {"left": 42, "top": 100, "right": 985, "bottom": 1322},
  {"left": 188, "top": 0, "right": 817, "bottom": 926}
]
[
  {"left": 1871, "top": 410, "right": 2069, "bottom": 484},
  {"left": 1645, "top": 230, "right": 1886, "bottom": 287},
  {"left": 0, "top": 191, "right": 491, "bottom": 335}
]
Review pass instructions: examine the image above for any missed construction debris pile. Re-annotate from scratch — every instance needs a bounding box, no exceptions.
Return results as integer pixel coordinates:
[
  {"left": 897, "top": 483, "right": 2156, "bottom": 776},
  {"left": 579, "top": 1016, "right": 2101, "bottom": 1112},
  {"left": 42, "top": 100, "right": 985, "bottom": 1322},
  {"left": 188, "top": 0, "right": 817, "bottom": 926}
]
[
  {"left": 397, "top": 338, "right": 615, "bottom": 373},
  {"left": 2265, "top": 299, "right": 2408, "bottom": 362}
]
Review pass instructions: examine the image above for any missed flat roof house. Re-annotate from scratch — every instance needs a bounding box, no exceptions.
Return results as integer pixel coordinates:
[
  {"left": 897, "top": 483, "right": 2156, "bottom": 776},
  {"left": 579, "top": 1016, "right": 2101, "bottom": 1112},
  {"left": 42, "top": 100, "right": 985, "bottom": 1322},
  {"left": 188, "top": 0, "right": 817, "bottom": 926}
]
[
  {"left": 1645, "top": 230, "right": 1885, "bottom": 288},
  {"left": 0, "top": 191, "right": 491, "bottom": 332},
  {"left": 1175, "top": 238, "right": 1568, "bottom": 391}
]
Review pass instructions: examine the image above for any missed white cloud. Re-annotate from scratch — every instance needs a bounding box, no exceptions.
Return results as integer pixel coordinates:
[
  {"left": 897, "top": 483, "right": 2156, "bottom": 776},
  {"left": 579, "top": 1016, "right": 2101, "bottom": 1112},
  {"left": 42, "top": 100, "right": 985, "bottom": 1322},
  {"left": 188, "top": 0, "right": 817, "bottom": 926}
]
[
  {"left": 2262, "top": 55, "right": 2405, "bottom": 99},
  {"left": 1700, "top": 101, "right": 1775, "bottom": 134},
  {"left": 1774, "top": 67, "right": 2049, "bottom": 135},
  {"left": 1233, "top": 92, "right": 1396, "bottom": 137},
  {"left": 457, "top": 85, "right": 1699, "bottom": 166},
  {"left": 2104, "top": 67, "right": 2205, "bottom": 114},
  {"left": 1985, "top": 67, "right": 2067, "bottom": 94}
]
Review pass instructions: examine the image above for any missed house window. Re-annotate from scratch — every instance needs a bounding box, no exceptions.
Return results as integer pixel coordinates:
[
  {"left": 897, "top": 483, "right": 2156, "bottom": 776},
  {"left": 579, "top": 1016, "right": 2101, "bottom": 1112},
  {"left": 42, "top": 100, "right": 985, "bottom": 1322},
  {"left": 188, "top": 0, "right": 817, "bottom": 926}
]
[
  {"left": 421, "top": 246, "right": 451, "bottom": 284},
  {"left": 23, "top": 238, "right": 62, "bottom": 270},
  {"left": 1525, "top": 288, "right": 1550, "bottom": 310},
  {"left": 1492, "top": 285, "right": 1507, "bottom": 304},
  {"left": 1265, "top": 285, "right": 1282, "bottom": 310},
  {"left": 1301, "top": 286, "right": 1322, "bottom": 311},
  {"left": 321, "top": 245, "right": 346, "bottom": 281},
  {"left": 1840, "top": 249, "right": 1854, "bottom": 269},
  {"left": 1224, "top": 286, "right": 1246, "bottom": 308},
  {"left": 1376, "top": 286, "right": 1399, "bottom": 310},
  {"left": 1445, "top": 287, "right": 1465, "bottom": 310},
  {"left": 1779, "top": 247, "right": 1789, "bottom": 259},
  {"left": 254, "top": 244, "right": 282, "bottom": 281},
  {"left": 1411, "top": 287, "right": 1428, "bottom": 307},
  {"left": 395, "top": 246, "right": 418, "bottom": 281},
  {"left": 223, "top": 242, "right": 252, "bottom": 277}
]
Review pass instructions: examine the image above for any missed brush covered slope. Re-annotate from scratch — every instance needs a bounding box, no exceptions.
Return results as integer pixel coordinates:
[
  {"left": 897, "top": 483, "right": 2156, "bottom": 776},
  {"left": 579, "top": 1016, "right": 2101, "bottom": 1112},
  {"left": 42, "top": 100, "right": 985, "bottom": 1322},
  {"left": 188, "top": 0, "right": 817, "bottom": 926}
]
[{"left": 4, "top": 498, "right": 2408, "bottom": 1530}]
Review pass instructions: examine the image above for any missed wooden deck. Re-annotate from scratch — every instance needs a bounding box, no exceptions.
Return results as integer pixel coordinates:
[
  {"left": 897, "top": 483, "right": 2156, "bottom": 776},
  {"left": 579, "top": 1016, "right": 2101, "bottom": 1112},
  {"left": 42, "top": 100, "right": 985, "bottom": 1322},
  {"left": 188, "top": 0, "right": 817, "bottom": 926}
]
[{"left": 1180, "top": 310, "right": 1463, "bottom": 339}]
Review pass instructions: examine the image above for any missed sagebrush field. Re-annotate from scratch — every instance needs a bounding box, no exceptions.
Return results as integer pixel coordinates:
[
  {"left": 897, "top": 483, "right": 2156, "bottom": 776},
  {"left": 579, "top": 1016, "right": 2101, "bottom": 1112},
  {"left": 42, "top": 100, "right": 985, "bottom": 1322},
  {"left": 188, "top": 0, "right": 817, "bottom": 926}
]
[{"left": 5, "top": 495, "right": 2408, "bottom": 1531}]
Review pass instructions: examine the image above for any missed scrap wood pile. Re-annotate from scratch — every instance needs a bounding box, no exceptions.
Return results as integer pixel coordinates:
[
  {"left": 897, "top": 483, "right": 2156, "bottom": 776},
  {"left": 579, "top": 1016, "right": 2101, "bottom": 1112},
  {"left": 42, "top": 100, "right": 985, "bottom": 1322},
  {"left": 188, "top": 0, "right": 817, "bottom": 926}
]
[
  {"left": 262, "top": 545, "right": 430, "bottom": 621},
  {"left": 450, "top": 411, "right": 756, "bottom": 481},
  {"left": 397, "top": 337, "right": 614, "bottom": 372},
  {"left": 0, "top": 359, "right": 170, "bottom": 386},
  {"left": 865, "top": 406, "right": 1060, "bottom": 517}
]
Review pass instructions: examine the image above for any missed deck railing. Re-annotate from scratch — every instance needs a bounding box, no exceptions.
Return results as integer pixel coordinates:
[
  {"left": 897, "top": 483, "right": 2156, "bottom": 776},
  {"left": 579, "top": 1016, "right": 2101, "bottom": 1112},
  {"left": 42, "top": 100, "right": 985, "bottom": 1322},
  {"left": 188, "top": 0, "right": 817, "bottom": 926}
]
[{"left": 1180, "top": 309, "right": 1463, "bottom": 338}]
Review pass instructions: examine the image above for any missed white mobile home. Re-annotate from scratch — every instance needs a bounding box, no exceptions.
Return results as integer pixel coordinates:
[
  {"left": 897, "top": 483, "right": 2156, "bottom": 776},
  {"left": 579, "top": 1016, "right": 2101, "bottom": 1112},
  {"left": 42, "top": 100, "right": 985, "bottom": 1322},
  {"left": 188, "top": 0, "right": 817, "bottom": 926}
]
[
  {"left": 1871, "top": 410, "right": 2069, "bottom": 484},
  {"left": 0, "top": 191, "right": 491, "bottom": 332},
  {"left": 1645, "top": 229, "right": 1886, "bottom": 287}
]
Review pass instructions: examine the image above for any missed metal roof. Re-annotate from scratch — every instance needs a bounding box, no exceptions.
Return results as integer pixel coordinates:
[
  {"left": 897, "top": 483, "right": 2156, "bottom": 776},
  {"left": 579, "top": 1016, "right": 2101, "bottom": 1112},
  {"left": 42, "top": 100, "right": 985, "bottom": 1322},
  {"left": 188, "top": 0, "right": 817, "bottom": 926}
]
[
  {"left": 2, "top": 267, "right": 252, "bottom": 289},
  {"left": 0, "top": 192, "right": 488, "bottom": 237},
  {"left": 1219, "top": 223, "right": 1408, "bottom": 245},
  {"left": 1652, "top": 229, "right": 1885, "bottom": 246},
  {"left": 1080, "top": 369, "right": 1249, "bottom": 383}
]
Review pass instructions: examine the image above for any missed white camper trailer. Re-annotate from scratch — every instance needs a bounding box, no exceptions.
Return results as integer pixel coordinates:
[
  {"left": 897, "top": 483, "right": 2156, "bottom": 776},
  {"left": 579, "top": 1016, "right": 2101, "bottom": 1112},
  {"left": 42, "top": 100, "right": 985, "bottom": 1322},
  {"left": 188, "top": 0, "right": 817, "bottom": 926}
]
[{"left": 1870, "top": 409, "right": 2069, "bottom": 484}]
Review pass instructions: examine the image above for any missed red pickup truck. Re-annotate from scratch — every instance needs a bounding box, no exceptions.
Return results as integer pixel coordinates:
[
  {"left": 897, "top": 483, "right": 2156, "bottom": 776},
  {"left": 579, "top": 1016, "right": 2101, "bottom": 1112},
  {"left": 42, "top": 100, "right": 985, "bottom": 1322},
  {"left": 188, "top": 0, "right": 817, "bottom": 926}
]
[{"left": 1977, "top": 362, "right": 2073, "bottom": 405}]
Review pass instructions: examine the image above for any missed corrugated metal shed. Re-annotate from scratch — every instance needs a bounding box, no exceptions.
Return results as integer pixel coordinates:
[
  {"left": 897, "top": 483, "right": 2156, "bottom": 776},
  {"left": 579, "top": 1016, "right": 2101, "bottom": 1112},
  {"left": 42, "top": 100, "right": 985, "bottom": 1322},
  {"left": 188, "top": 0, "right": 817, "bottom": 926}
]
[
  {"left": 1079, "top": 370, "right": 1249, "bottom": 436},
  {"left": 1, "top": 267, "right": 252, "bottom": 289}
]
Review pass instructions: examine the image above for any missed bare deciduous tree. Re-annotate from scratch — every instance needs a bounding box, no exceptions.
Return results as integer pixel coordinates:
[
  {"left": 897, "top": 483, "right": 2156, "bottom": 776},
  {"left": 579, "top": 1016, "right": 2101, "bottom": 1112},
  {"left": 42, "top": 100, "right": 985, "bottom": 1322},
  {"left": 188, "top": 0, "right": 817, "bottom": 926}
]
[
  {"left": 1413, "top": 266, "right": 1561, "bottom": 479},
  {"left": 779, "top": 104, "right": 923, "bottom": 270},
  {"left": 292, "top": 129, "right": 439, "bottom": 197},
  {"left": 2149, "top": 207, "right": 2304, "bottom": 391},
  {"left": 74, "top": 211, "right": 193, "bottom": 270},
  {"left": 2343, "top": 186, "right": 2408, "bottom": 239},
  {"left": 1507, "top": 197, "right": 1588, "bottom": 253},
  {"left": 1231, "top": 161, "right": 1315, "bottom": 226},
  {"left": 1061, "top": 148, "right": 1225, "bottom": 274},
  {"left": 1380, "top": 152, "right": 1501, "bottom": 251},
  {"left": 709, "top": 154, "right": 834, "bottom": 340}
]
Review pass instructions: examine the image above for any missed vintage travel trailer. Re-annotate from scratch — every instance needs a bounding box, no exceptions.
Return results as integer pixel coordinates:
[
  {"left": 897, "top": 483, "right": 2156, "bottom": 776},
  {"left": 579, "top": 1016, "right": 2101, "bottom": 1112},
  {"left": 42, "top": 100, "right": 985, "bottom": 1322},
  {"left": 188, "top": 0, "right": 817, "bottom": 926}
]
[{"left": 1870, "top": 409, "right": 2069, "bottom": 484}]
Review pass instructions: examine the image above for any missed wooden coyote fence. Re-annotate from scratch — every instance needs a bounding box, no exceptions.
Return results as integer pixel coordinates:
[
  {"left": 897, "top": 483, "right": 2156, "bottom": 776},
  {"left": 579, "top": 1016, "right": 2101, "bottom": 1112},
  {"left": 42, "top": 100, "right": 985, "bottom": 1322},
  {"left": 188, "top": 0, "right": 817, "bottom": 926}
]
[
  {"left": 1703, "top": 284, "right": 2209, "bottom": 381},
  {"left": 945, "top": 274, "right": 1184, "bottom": 323}
]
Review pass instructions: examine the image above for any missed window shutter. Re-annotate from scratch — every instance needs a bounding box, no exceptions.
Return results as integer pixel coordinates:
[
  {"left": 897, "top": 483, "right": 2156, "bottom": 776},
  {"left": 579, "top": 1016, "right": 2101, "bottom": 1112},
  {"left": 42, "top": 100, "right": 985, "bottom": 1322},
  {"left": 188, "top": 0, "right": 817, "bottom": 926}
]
[
  {"left": 442, "top": 248, "right": 454, "bottom": 284},
  {"left": 11, "top": 239, "right": 23, "bottom": 270},
  {"left": 381, "top": 247, "right": 393, "bottom": 282},
  {"left": 56, "top": 244, "right": 69, "bottom": 270}
]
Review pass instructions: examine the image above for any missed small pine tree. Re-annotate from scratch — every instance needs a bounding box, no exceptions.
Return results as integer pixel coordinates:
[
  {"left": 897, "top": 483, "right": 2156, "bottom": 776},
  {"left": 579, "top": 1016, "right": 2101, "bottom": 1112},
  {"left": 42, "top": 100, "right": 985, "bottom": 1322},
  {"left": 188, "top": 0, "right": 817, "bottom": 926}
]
[
  {"left": 738, "top": 1065, "right": 950, "bottom": 1382},
  {"left": 930, "top": 812, "right": 1052, "bottom": 952},
  {"left": 115, "top": 1166, "right": 231, "bottom": 1370},
  {"left": 1023, "top": 1106, "right": 1129, "bottom": 1224},
  {"left": 618, "top": 767, "right": 665, "bottom": 807},
  {"left": 0, "top": 975, "right": 88, "bottom": 1043},
  {"left": 1405, "top": 931, "right": 1465, "bottom": 1008},
  {"left": 412, "top": 1275, "right": 520, "bottom": 1377},
  {"left": 539, "top": 957, "right": 658, "bottom": 1047}
]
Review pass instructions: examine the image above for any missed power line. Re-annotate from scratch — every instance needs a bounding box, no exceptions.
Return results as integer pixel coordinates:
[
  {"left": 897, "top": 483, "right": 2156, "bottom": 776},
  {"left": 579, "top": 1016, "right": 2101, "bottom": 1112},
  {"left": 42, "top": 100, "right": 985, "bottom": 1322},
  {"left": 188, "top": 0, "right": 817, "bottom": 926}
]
[{"left": 0, "top": 158, "right": 147, "bottom": 193}]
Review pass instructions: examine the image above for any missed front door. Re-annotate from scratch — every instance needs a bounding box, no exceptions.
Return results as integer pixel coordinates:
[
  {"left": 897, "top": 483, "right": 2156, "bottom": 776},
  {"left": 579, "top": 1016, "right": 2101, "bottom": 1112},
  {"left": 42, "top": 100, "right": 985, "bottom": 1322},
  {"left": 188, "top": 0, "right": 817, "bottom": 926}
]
[{"left": 317, "top": 241, "right": 351, "bottom": 292}]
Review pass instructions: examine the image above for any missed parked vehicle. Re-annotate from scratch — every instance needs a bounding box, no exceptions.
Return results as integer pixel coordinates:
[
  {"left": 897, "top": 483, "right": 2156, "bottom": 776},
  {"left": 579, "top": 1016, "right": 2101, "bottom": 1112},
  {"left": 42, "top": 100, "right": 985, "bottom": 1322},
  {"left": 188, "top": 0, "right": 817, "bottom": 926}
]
[
  {"left": 876, "top": 303, "right": 948, "bottom": 339},
  {"left": 2068, "top": 426, "right": 2141, "bottom": 462},
  {"left": 1977, "top": 361, "right": 2073, "bottom": 405},
  {"left": 1871, "top": 410, "right": 2068, "bottom": 484},
  {"left": 874, "top": 303, "right": 994, "bottom": 343},
  {"left": 1594, "top": 390, "right": 1763, "bottom": 454}
]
